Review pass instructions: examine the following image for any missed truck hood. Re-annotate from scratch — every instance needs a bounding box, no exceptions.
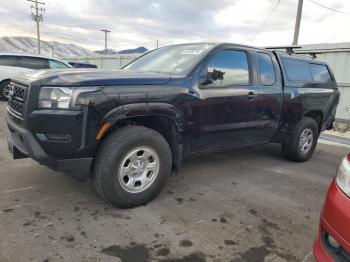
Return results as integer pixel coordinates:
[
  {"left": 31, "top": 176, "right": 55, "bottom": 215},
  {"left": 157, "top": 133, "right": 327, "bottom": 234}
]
[{"left": 17, "top": 69, "right": 172, "bottom": 86}]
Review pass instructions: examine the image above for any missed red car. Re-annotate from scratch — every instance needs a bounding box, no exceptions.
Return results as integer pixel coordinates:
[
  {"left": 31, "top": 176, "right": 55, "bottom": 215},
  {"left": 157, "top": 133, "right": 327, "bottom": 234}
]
[{"left": 314, "top": 152, "right": 350, "bottom": 261}]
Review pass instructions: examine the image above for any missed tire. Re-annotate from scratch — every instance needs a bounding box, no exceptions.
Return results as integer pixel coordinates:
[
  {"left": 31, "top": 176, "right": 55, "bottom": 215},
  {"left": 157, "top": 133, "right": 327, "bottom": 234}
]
[
  {"left": 93, "top": 125, "right": 172, "bottom": 208},
  {"left": 282, "top": 117, "right": 319, "bottom": 162},
  {"left": 0, "top": 80, "right": 11, "bottom": 101}
]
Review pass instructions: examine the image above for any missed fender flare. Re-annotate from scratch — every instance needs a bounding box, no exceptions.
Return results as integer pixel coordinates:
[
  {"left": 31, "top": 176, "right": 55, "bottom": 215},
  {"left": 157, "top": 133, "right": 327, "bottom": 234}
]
[{"left": 102, "top": 102, "right": 185, "bottom": 133}]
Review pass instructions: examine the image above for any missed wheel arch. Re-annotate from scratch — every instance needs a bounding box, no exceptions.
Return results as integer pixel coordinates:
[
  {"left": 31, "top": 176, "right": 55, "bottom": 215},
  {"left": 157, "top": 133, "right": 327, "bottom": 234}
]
[
  {"left": 304, "top": 110, "right": 323, "bottom": 134},
  {"left": 98, "top": 102, "right": 186, "bottom": 168},
  {"left": 272, "top": 109, "right": 324, "bottom": 143},
  {"left": 102, "top": 102, "right": 185, "bottom": 132},
  {"left": 0, "top": 78, "right": 11, "bottom": 84}
]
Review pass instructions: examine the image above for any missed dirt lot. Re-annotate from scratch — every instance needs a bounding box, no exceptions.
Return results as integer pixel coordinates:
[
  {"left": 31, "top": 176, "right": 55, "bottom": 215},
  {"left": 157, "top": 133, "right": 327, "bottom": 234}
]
[{"left": 0, "top": 100, "right": 349, "bottom": 262}]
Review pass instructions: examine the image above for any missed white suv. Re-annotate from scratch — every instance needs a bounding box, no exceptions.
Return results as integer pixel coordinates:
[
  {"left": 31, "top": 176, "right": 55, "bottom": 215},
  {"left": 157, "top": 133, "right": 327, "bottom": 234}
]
[{"left": 0, "top": 53, "right": 71, "bottom": 100}]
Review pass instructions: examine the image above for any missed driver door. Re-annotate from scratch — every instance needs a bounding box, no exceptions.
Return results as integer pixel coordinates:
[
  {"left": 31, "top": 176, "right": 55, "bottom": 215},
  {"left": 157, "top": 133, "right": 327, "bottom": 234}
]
[{"left": 190, "top": 48, "right": 257, "bottom": 152}]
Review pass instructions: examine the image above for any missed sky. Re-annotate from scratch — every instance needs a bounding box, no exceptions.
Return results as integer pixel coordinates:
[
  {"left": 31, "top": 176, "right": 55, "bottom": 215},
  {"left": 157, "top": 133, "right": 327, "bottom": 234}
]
[{"left": 0, "top": 0, "right": 349, "bottom": 51}]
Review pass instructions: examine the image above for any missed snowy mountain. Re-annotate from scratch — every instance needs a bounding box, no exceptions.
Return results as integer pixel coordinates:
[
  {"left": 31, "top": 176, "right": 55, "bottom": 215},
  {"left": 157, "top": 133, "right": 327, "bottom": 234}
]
[
  {"left": 95, "top": 46, "right": 148, "bottom": 55},
  {"left": 0, "top": 36, "right": 96, "bottom": 57},
  {"left": 119, "top": 46, "right": 148, "bottom": 54},
  {"left": 94, "top": 48, "right": 119, "bottom": 55},
  {"left": 0, "top": 36, "right": 149, "bottom": 57}
]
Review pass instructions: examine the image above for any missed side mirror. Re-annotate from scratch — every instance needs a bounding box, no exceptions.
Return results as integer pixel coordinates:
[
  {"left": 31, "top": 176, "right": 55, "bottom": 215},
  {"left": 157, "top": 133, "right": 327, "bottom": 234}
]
[
  {"left": 209, "top": 69, "right": 225, "bottom": 81},
  {"left": 199, "top": 69, "right": 225, "bottom": 86},
  {"left": 199, "top": 77, "right": 213, "bottom": 86}
]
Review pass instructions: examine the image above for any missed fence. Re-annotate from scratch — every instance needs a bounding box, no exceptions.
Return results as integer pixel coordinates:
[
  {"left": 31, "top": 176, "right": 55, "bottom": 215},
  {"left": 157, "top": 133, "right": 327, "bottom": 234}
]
[{"left": 62, "top": 54, "right": 141, "bottom": 69}]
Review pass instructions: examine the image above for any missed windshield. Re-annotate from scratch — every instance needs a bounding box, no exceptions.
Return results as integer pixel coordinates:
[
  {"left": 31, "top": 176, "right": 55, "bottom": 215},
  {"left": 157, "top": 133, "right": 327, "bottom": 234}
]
[{"left": 124, "top": 44, "right": 214, "bottom": 75}]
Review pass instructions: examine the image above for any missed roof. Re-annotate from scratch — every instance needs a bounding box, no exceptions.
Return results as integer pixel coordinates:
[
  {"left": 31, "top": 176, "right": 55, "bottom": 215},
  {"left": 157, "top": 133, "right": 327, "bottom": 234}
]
[
  {"left": 0, "top": 53, "right": 70, "bottom": 66},
  {"left": 158, "top": 42, "right": 266, "bottom": 51},
  {"left": 165, "top": 42, "right": 326, "bottom": 62}
]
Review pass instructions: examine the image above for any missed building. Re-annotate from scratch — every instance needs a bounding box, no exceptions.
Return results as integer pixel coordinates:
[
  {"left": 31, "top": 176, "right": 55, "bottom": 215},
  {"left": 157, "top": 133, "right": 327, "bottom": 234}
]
[{"left": 298, "top": 43, "right": 350, "bottom": 131}]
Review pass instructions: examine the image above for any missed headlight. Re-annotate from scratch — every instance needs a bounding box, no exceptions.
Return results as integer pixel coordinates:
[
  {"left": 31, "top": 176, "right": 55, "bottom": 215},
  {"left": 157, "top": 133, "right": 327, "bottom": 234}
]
[
  {"left": 38, "top": 87, "right": 101, "bottom": 109},
  {"left": 336, "top": 153, "right": 350, "bottom": 197},
  {"left": 38, "top": 87, "right": 74, "bottom": 109}
]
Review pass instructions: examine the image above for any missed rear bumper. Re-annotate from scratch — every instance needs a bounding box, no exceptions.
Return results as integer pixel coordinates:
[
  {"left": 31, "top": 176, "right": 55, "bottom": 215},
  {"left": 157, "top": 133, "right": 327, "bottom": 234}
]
[
  {"left": 6, "top": 111, "right": 92, "bottom": 181},
  {"left": 313, "top": 179, "right": 350, "bottom": 261}
]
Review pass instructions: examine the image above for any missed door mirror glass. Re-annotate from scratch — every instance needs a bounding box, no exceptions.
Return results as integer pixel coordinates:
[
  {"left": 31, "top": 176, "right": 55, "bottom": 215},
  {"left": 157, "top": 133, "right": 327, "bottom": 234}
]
[{"left": 199, "top": 75, "right": 213, "bottom": 86}]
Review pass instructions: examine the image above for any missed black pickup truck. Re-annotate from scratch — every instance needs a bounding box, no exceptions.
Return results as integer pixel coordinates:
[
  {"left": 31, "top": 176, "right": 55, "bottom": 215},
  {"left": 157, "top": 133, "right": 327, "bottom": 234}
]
[{"left": 6, "top": 43, "right": 339, "bottom": 207}]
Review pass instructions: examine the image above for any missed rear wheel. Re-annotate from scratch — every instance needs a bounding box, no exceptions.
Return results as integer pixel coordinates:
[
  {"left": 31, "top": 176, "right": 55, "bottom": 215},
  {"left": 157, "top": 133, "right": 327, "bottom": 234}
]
[
  {"left": 282, "top": 117, "right": 319, "bottom": 162},
  {"left": 93, "top": 126, "right": 172, "bottom": 208},
  {"left": 0, "top": 80, "right": 11, "bottom": 100}
]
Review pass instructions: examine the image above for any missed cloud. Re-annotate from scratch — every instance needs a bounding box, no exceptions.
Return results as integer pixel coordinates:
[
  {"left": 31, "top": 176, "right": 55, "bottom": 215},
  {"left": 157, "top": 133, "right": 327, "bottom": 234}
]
[{"left": 0, "top": 0, "right": 349, "bottom": 51}]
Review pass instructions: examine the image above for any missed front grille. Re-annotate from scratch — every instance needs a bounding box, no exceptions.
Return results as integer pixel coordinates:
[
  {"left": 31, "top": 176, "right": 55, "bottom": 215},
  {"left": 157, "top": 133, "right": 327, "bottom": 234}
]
[
  {"left": 13, "top": 85, "right": 25, "bottom": 101},
  {"left": 8, "top": 82, "right": 28, "bottom": 115},
  {"left": 10, "top": 100, "right": 24, "bottom": 114}
]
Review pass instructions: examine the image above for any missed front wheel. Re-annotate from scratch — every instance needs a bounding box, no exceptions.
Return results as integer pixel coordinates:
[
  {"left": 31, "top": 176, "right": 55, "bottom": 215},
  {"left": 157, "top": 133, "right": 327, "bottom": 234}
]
[
  {"left": 93, "top": 126, "right": 172, "bottom": 208},
  {"left": 282, "top": 117, "right": 319, "bottom": 162}
]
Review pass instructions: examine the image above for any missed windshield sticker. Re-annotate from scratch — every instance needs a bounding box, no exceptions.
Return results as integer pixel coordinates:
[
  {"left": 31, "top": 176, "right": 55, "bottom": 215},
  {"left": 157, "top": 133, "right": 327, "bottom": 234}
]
[{"left": 180, "top": 50, "right": 203, "bottom": 55}]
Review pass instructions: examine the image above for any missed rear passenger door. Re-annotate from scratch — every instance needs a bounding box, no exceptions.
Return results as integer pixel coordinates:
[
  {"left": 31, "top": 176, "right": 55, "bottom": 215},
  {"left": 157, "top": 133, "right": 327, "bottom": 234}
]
[{"left": 247, "top": 52, "right": 283, "bottom": 143}]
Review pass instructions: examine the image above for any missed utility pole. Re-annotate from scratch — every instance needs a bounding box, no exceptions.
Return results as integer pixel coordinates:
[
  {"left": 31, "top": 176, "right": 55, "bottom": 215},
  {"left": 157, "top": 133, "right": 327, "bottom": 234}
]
[
  {"left": 101, "top": 29, "right": 111, "bottom": 51},
  {"left": 27, "top": 0, "right": 45, "bottom": 54},
  {"left": 292, "top": 0, "right": 303, "bottom": 45}
]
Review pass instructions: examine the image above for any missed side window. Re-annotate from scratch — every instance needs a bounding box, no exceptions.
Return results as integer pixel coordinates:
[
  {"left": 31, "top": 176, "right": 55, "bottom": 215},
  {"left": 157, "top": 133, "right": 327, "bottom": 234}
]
[
  {"left": 257, "top": 53, "right": 276, "bottom": 85},
  {"left": 310, "top": 64, "right": 332, "bottom": 82},
  {"left": 283, "top": 58, "right": 312, "bottom": 82},
  {"left": 0, "top": 56, "right": 18, "bottom": 67},
  {"left": 201, "top": 50, "right": 249, "bottom": 87},
  {"left": 18, "top": 57, "right": 50, "bottom": 70},
  {"left": 49, "top": 60, "right": 70, "bottom": 69}
]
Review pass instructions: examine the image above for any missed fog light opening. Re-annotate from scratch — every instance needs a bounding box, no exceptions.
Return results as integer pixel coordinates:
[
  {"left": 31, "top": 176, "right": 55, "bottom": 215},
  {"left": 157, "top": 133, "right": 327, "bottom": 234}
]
[{"left": 327, "top": 234, "right": 340, "bottom": 249}]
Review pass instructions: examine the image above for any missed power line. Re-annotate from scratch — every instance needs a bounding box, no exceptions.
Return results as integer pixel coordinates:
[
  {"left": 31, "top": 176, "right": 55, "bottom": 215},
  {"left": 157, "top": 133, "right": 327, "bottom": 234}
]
[
  {"left": 252, "top": 0, "right": 280, "bottom": 41},
  {"left": 55, "top": 3, "right": 235, "bottom": 30},
  {"left": 27, "top": 0, "right": 45, "bottom": 54},
  {"left": 40, "top": 29, "right": 100, "bottom": 45},
  {"left": 136, "top": 3, "right": 236, "bottom": 17},
  {"left": 326, "top": 26, "right": 350, "bottom": 42},
  {"left": 308, "top": 0, "right": 350, "bottom": 15}
]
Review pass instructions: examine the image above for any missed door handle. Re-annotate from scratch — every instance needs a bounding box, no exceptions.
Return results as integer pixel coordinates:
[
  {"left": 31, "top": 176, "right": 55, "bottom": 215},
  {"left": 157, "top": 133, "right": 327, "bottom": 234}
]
[{"left": 246, "top": 92, "right": 257, "bottom": 100}]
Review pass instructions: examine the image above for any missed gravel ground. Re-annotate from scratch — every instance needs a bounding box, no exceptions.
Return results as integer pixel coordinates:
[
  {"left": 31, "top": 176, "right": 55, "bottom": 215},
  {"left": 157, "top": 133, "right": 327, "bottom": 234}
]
[{"left": 0, "top": 101, "right": 349, "bottom": 262}]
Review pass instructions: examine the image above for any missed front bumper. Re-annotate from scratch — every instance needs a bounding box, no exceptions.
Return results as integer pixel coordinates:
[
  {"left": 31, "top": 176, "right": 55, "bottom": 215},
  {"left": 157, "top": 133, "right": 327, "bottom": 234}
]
[
  {"left": 6, "top": 110, "right": 93, "bottom": 181},
  {"left": 313, "top": 179, "right": 350, "bottom": 262},
  {"left": 313, "top": 229, "right": 335, "bottom": 262}
]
